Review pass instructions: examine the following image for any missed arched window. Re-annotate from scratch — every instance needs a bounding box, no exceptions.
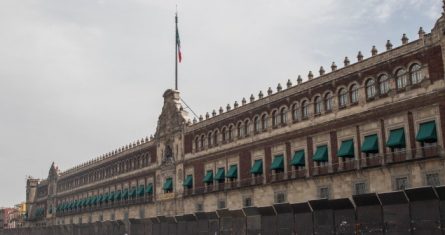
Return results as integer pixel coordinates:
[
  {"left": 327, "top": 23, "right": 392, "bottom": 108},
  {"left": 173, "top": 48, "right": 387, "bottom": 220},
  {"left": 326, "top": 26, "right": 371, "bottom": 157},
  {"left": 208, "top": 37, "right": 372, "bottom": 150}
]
[
  {"left": 228, "top": 126, "right": 233, "bottom": 141},
  {"left": 272, "top": 110, "right": 279, "bottom": 126},
  {"left": 366, "top": 79, "right": 376, "bottom": 98},
  {"left": 213, "top": 130, "right": 219, "bottom": 145},
  {"left": 350, "top": 84, "right": 359, "bottom": 103},
  {"left": 244, "top": 120, "right": 250, "bottom": 136},
  {"left": 237, "top": 122, "right": 243, "bottom": 138},
  {"left": 338, "top": 88, "right": 348, "bottom": 107},
  {"left": 314, "top": 96, "right": 322, "bottom": 114},
  {"left": 301, "top": 100, "right": 309, "bottom": 118},
  {"left": 325, "top": 93, "right": 333, "bottom": 111},
  {"left": 195, "top": 137, "right": 199, "bottom": 151},
  {"left": 208, "top": 132, "right": 212, "bottom": 147},
  {"left": 200, "top": 135, "right": 205, "bottom": 148},
  {"left": 280, "top": 107, "right": 287, "bottom": 124},
  {"left": 254, "top": 116, "right": 260, "bottom": 132},
  {"left": 261, "top": 114, "right": 268, "bottom": 130},
  {"left": 291, "top": 103, "right": 299, "bottom": 121},
  {"left": 410, "top": 64, "right": 422, "bottom": 84},
  {"left": 396, "top": 68, "right": 407, "bottom": 89},
  {"left": 379, "top": 74, "right": 389, "bottom": 94},
  {"left": 222, "top": 127, "right": 227, "bottom": 142}
]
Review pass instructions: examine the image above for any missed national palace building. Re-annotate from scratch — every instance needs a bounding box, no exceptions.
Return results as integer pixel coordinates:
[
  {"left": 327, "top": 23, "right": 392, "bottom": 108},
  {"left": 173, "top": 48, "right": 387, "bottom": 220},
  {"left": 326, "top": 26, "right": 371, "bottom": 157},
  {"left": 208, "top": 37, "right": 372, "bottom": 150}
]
[{"left": 24, "top": 3, "right": 445, "bottom": 227}]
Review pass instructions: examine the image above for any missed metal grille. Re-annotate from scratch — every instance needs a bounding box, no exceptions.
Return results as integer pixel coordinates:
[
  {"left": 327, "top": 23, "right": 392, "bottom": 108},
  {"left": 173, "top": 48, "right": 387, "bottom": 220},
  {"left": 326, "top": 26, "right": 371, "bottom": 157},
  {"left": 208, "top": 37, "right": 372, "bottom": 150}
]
[{"left": 426, "top": 173, "right": 440, "bottom": 186}]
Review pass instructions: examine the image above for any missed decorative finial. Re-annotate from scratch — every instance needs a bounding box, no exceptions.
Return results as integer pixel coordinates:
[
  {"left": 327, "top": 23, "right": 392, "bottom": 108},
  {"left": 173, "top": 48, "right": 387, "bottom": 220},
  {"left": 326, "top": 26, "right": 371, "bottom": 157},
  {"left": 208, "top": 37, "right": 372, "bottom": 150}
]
[
  {"left": 401, "top": 34, "right": 409, "bottom": 45},
  {"left": 357, "top": 51, "right": 364, "bottom": 62},
  {"left": 371, "top": 46, "right": 378, "bottom": 56},
  {"left": 205, "top": 112, "right": 210, "bottom": 119},
  {"left": 212, "top": 110, "right": 217, "bottom": 116},
  {"left": 286, "top": 79, "right": 292, "bottom": 88},
  {"left": 297, "top": 75, "right": 303, "bottom": 84},
  {"left": 386, "top": 40, "right": 393, "bottom": 51},
  {"left": 241, "top": 97, "right": 246, "bottom": 105},
  {"left": 267, "top": 87, "right": 273, "bottom": 95},
  {"left": 344, "top": 57, "right": 350, "bottom": 66},
  {"left": 219, "top": 106, "right": 224, "bottom": 114},
  {"left": 319, "top": 66, "right": 325, "bottom": 76},
  {"left": 258, "top": 91, "right": 264, "bottom": 99},
  {"left": 226, "top": 104, "right": 231, "bottom": 111},
  {"left": 250, "top": 94, "right": 255, "bottom": 102},
  {"left": 234, "top": 101, "right": 239, "bottom": 108},
  {"left": 331, "top": 62, "right": 337, "bottom": 71},
  {"left": 199, "top": 115, "right": 203, "bottom": 121},
  {"left": 277, "top": 83, "right": 282, "bottom": 92},
  {"left": 193, "top": 117, "right": 197, "bottom": 124},
  {"left": 418, "top": 27, "right": 425, "bottom": 39},
  {"left": 308, "top": 71, "right": 314, "bottom": 80}
]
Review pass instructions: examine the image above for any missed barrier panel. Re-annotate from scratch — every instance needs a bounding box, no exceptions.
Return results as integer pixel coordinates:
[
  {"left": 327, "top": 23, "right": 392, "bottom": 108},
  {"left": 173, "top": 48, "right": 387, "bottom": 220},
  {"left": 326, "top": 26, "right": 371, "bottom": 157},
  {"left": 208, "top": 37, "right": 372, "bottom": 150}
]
[
  {"left": 243, "top": 207, "right": 261, "bottom": 235},
  {"left": 330, "top": 198, "right": 356, "bottom": 234},
  {"left": 309, "top": 199, "right": 335, "bottom": 234},
  {"left": 378, "top": 191, "right": 411, "bottom": 235},
  {"left": 175, "top": 214, "right": 197, "bottom": 235},
  {"left": 148, "top": 217, "right": 160, "bottom": 235},
  {"left": 128, "top": 218, "right": 146, "bottom": 235},
  {"left": 291, "top": 202, "right": 313, "bottom": 235},
  {"left": 274, "top": 203, "right": 293, "bottom": 235},
  {"left": 157, "top": 216, "right": 176, "bottom": 235},
  {"left": 218, "top": 209, "right": 246, "bottom": 235},
  {"left": 436, "top": 186, "right": 445, "bottom": 235},
  {"left": 405, "top": 187, "right": 441, "bottom": 235},
  {"left": 353, "top": 193, "right": 384, "bottom": 234}
]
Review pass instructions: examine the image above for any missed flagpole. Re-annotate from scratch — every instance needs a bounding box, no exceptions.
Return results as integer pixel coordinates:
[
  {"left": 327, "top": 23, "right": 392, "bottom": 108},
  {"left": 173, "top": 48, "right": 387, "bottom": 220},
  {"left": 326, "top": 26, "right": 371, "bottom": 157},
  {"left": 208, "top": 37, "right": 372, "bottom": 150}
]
[{"left": 175, "top": 13, "right": 178, "bottom": 90}]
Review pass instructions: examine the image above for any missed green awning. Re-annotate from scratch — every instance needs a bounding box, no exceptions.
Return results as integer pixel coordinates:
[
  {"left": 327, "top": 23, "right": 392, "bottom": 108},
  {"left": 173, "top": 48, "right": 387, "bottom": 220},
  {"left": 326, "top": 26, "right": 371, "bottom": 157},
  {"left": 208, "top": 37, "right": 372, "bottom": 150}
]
[
  {"left": 386, "top": 128, "right": 406, "bottom": 148},
  {"left": 183, "top": 175, "right": 193, "bottom": 188},
  {"left": 313, "top": 145, "right": 328, "bottom": 162},
  {"left": 114, "top": 190, "right": 122, "bottom": 200},
  {"left": 226, "top": 165, "right": 238, "bottom": 179},
  {"left": 337, "top": 139, "right": 355, "bottom": 158},
  {"left": 85, "top": 197, "right": 91, "bottom": 206},
  {"left": 145, "top": 184, "right": 153, "bottom": 194},
  {"left": 250, "top": 159, "right": 263, "bottom": 174},
  {"left": 203, "top": 170, "right": 213, "bottom": 183},
  {"left": 163, "top": 178, "right": 173, "bottom": 191},
  {"left": 122, "top": 189, "right": 129, "bottom": 199},
  {"left": 101, "top": 193, "right": 109, "bottom": 202},
  {"left": 137, "top": 186, "right": 145, "bottom": 196},
  {"left": 361, "top": 134, "right": 379, "bottom": 153},
  {"left": 270, "top": 155, "right": 284, "bottom": 170},
  {"left": 291, "top": 150, "right": 305, "bottom": 166},
  {"left": 129, "top": 188, "right": 136, "bottom": 197},
  {"left": 416, "top": 121, "right": 437, "bottom": 143},
  {"left": 215, "top": 168, "right": 225, "bottom": 181}
]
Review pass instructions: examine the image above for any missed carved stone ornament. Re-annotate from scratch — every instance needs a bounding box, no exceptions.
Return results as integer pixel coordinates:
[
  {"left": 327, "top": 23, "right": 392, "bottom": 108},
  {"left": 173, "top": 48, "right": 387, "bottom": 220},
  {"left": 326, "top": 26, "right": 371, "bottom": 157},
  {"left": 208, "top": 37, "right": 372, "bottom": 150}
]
[{"left": 155, "top": 89, "right": 189, "bottom": 139}]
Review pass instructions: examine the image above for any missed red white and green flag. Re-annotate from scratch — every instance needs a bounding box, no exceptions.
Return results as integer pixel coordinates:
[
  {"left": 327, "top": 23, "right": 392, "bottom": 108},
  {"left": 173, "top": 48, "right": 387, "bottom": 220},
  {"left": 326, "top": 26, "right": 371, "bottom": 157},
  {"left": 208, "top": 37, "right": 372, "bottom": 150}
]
[{"left": 176, "top": 15, "right": 182, "bottom": 63}]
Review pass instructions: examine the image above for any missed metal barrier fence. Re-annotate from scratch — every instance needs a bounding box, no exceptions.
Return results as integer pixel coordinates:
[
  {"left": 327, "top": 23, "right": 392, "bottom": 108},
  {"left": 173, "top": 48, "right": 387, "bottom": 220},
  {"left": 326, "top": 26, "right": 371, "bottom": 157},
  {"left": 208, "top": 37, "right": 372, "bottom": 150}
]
[{"left": 2, "top": 186, "right": 445, "bottom": 235}]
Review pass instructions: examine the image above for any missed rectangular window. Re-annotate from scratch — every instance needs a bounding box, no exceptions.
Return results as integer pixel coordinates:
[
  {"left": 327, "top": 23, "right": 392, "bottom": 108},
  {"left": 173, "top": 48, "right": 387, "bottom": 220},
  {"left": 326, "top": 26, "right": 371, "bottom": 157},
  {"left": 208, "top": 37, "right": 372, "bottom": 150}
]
[
  {"left": 319, "top": 187, "right": 330, "bottom": 199},
  {"left": 196, "top": 203, "right": 203, "bottom": 212},
  {"left": 354, "top": 182, "right": 366, "bottom": 195},
  {"left": 124, "top": 211, "right": 129, "bottom": 221},
  {"left": 78, "top": 217, "right": 82, "bottom": 224},
  {"left": 275, "top": 192, "right": 286, "bottom": 204},
  {"left": 243, "top": 197, "right": 252, "bottom": 207},
  {"left": 218, "top": 200, "right": 226, "bottom": 209},
  {"left": 110, "top": 213, "right": 115, "bottom": 221},
  {"left": 99, "top": 214, "right": 103, "bottom": 221},
  {"left": 395, "top": 177, "right": 408, "bottom": 190},
  {"left": 426, "top": 173, "right": 440, "bottom": 186},
  {"left": 139, "top": 208, "right": 145, "bottom": 219}
]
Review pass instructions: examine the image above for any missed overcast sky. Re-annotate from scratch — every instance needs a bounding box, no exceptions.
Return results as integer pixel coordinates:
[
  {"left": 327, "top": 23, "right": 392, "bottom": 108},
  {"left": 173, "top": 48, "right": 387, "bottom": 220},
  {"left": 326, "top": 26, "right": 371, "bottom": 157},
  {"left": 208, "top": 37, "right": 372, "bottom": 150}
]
[{"left": 0, "top": 0, "right": 442, "bottom": 207}]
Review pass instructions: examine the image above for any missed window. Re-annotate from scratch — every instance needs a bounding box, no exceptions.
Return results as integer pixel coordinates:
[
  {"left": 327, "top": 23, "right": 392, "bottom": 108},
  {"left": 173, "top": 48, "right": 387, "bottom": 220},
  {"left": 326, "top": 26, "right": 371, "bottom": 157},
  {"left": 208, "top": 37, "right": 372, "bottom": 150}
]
[
  {"left": 395, "top": 177, "right": 408, "bottom": 190},
  {"left": 228, "top": 126, "right": 233, "bottom": 141},
  {"left": 222, "top": 127, "right": 227, "bottom": 142},
  {"left": 319, "top": 187, "right": 330, "bottom": 199},
  {"left": 139, "top": 207, "right": 145, "bottom": 219},
  {"left": 261, "top": 114, "right": 268, "bottom": 130},
  {"left": 99, "top": 214, "right": 103, "bottom": 221},
  {"left": 272, "top": 110, "right": 279, "bottom": 126},
  {"left": 213, "top": 130, "right": 219, "bottom": 145},
  {"left": 301, "top": 100, "right": 309, "bottom": 118},
  {"left": 314, "top": 96, "right": 322, "bottom": 114},
  {"left": 208, "top": 132, "right": 212, "bottom": 147},
  {"left": 350, "top": 84, "right": 359, "bottom": 103},
  {"left": 124, "top": 211, "right": 129, "bottom": 221},
  {"left": 244, "top": 120, "right": 250, "bottom": 136},
  {"left": 366, "top": 79, "right": 376, "bottom": 98},
  {"left": 325, "top": 93, "right": 333, "bottom": 112},
  {"left": 243, "top": 197, "right": 252, "bottom": 207},
  {"left": 396, "top": 68, "right": 407, "bottom": 89},
  {"left": 280, "top": 107, "right": 287, "bottom": 124},
  {"left": 78, "top": 217, "right": 82, "bottom": 224},
  {"left": 196, "top": 203, "right": 203, "bottom": 212},
  {"left": 354, "top": 182, "right": 367, "bottom": 195},
  {"left": 410, "top": 63, "right": 422, "bottom": 84},
  {"left": 291, "top": 103, "right": 299, "bottom": 121},
  {"left": 426, "top": 173, "right": 440, "bottom": 186},
  {"left": 379, "top": 74, "right": 389, "bottom": 95},
  {"left": 338, "top": 88, "right": 347, "bottom": 107},
  {"left": 254, "top": 116, "right": 260, "bottom": 132},
  {"left": 275, "top": 192, "right": 286, "bottom": 203},
  {"left": 218, "top": 200, "right": 226, "bottom": 209},
  {"left": 195, "top": 138, "right": 199, "bottom": 151},
  {"left": 237, "top": 122, "right": 243, "bottom": 138},
  {"left": 200, "top": 135, "right": 205, "bottom": 149}
]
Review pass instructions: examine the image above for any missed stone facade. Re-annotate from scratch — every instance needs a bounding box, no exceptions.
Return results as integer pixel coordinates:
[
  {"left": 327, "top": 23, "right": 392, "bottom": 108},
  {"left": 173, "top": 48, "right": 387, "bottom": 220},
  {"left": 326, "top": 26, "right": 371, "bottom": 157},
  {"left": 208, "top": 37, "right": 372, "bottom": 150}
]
[{"left": 24, "top": 4, "right": 445, "bottom": 227}]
